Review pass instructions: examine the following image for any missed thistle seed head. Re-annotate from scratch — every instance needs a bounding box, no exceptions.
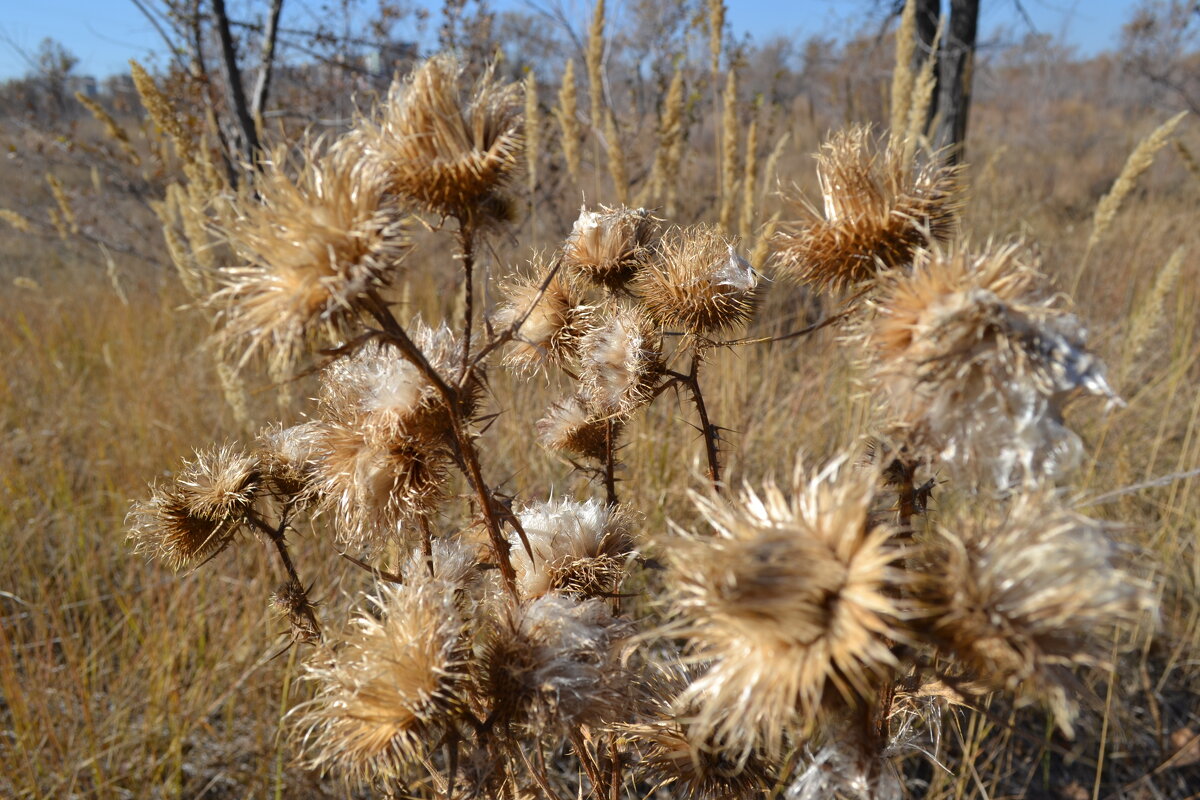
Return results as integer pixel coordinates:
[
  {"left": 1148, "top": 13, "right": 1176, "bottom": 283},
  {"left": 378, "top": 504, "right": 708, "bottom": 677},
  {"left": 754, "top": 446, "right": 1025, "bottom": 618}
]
[
  {"left": 578, "top": 305, "right": 663, "bottom": 415},
  {"left": 127, "top": 444, "right": 262, "bottom": 571},
  {"left": 320, "top": 322, "right": 480, "bottom": 441},
  {"left": 215, "top": 147, "right": 409, "bottom": 372},
  {"left": 297, "top": 579, "right": 468, "bottom": 784},
  {"left": 312, "top": 422, "right": 449, "bottom": 550},
  {"left": 913, "top": 493, "right": 1154, "bottom": 734},
  {"left": 563, "top": 205, "right": 660, "bottom": 289},
  {"left": 493, "top": 266, "right": 593, "bottom": 374},
  {"left": 258, "top": 421, "right": 324, "bottom": 504},
  {"left": 637, "top": 225, "right": 759, "bottom": 335},
  {"left": 474, "top": 594, "right": 629, "bottom": 733},
  {"left": 509, "top": 498, "right": 635, "bottom": 598},
  {"left": 772, "top": 125, "right": 962, "bottom": 293},
  {"left": 349, "top": 54, "right": 523, "bottom": 224},
  {"left": 868, "top": 241, "right": 1119, "bottom": 487},
  {"left": 535, "top": 393, "right": 619, "bottom": 462},
  {"left": 666, "top": 456, "right": 905, "bottom": 758}
]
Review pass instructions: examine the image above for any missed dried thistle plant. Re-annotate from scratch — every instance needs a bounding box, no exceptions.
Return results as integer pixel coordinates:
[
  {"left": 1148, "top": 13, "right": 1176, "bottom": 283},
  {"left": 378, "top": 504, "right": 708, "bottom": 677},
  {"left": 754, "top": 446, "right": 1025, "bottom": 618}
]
[
  {"left": 214, "top": 146, "right": 409, "bottom": 372},
  {"left": 536, "top": 394, "right": 616, "bottom": 462},
  {"left": 562, "top": 205, "right": 660, "bottom": 290},
  {"left": 912, "top": 493, "right": 1154, "bottom": 734},
  {"left": 773, "top": 125, "right": 962, "bottom": 293},
  {"left": 349, "top": 53, "right": 523, "bottom": 225},
  {"left": 637, "top": 225, "right": 759, "bottom": 336},
  {"left": 127, "top": 444, "right": 262, "bottom": 570},
  {"left": 297, "top": 579, "right": 469, "bottom": 784},
  {"left": 508, "top": 498, "right": 634, "bottom": 598},
  {"left": 867, "top": 240, "right": 1119, "bottom": 487},
  {"left": 578, "top": 304, "right": 663, "bottom": 416},
  {"left": 474, "top": 594, "right": 629, "bottom": 734},
  {"left": 665, "top": 457, "right": 905, "bottom": 759},
  {"left": 492, "top": 266, "right": 593, "bottom": 374}
]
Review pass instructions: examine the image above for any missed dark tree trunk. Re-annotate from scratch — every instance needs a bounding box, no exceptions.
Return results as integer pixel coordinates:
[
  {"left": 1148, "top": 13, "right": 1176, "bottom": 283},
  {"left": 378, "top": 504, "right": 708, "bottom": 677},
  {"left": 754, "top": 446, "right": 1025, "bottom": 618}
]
[
  {"left": 933, "top": 0, "right": 979, "bottom": 163},
  {"left": 212, "top": 0, "right": 261, "bottom": 165},
  {"left": 912, "top": 0, "right": 941, "bottom": 132}
]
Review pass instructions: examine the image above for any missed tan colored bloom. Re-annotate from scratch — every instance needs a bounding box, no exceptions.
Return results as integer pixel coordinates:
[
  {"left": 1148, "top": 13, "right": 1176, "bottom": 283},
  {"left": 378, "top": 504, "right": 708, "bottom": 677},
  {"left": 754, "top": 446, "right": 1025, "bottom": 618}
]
[
  {"left": 127, "top": 444, "right": 262, "bottom": 570},
  {"left": 773, "top": 125, "right": 962, "bottom": 293},
  {"left": 535, "top": 394, "right": 618, "bottom": 462},
  {"left": 666, "top": 456, "right": 904, "bottom": 758},
  {"left": 637, "top": 225, "right": 759, "bottom": 335},
  {"left": 913, "top": 493, "right": 1154, "bottom": 734},
  {"left": 474, "top": 595, "right": 629, "bottom": 733},
  {"left": 867, "top": 241, "right": 1119, "bottom": 487},
  {"left": 493, "top": 266, "right": 592, "bottom": 374},
  {"left": 349, "top": 54, "right": 523, "bottom": 224},
  {"left": 578, "top": 305, "right": 663, "bottom": 415},
  {"left": 562, "top": 205, "right": 659, "bottom": 289},
  {"left": 215, "top": 146, "right": 409, "bottom": 372},
  {"left": 297, "top": 579, "right": 468, "bottom": 784},
  {"left": 313, "top": 421, "right": 449, "bottom": 549},
  {"left": 320, "top": 322, "right": 481, "bottom": 443},
  {"left": 509, "top": 498, "right": 635, "bottom": 598},
  {"left": 258, "top": 421, "right": 324, "bottom": 504}
]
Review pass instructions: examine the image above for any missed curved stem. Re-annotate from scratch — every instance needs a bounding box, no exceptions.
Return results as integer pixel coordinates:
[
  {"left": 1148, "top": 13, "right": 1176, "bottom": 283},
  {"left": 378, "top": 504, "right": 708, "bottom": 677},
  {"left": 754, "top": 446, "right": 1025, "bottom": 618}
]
[{"left": 245, "top": 510, "right": 321, "bottom": 641}]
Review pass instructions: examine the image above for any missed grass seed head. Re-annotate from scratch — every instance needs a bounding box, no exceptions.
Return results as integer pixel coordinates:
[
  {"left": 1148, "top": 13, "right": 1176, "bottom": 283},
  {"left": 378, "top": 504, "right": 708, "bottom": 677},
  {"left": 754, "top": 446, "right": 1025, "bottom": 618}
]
[
  {"left": 868, "top": 241, "right": 1118, "bottom": 487},
  {"left": 127, "top": 444, "right": 261, "bottom": 571},
  {"left": 563, "top": 205, "right": 660, "bottom": 289},
  {"left": 509, "top": 497, "right": 635, "bottom": 598},
  {"left": 493, "top": 266, "right": 593, "bottom": 374},
  {"left": 666, "top": 456, "right": 905, "bottom": 758},
  {"left": 349, "top": 54, "right": 523, "bottom": 224},
  {"left": 913, "top": 494, "right": 1154, "bottom": 734},
  {"left": 297, "top": 580, "right": 468, "bottom": 784},
  {"left": 215, "top": 146, "right": 409, "bottom": 372},
  {"left": 772, "top": 125, "right": 962, "bottom": 293},
  {"left": 535, "top": 393, "right": 618, "bottom": 462},
  {"left": 578, "top": 305, "right": 663, "bottom": 415},
  {"left": 637, "top": 225, "right": 759, "bottom": 335}
]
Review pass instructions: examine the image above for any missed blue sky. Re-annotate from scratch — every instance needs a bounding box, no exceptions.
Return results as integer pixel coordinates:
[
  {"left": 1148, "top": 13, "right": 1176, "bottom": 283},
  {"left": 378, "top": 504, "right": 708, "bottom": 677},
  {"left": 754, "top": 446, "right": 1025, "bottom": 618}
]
[{"left": 0, "top": 0, "right": 1140, "bottom": 81}]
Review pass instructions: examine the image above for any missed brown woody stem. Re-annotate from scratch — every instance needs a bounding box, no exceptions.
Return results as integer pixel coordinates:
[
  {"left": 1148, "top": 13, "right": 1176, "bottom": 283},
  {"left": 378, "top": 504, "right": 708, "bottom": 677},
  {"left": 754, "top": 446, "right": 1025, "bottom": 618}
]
[
  {"left": 245, "top": 510, "right": 321, "bottom": 641},
  {"left": 603, "top": 417, "right": 618, "bottom": 506}
]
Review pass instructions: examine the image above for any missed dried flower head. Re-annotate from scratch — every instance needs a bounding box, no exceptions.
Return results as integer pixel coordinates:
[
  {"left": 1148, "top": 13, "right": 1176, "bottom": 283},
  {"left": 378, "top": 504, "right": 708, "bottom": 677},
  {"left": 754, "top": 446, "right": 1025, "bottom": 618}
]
[
  {"left": 215, "top": 147, "right": 409, "bottom": 371},
  {"left": 666, "top": 456, "right": 905, "bottom": 758},
  {"left": 624, "top": 663, "right": 775, "bottom": 800},
  {"left": 493, "top": 266, "right": 592, "bottom": 373},
  {"left": 474, "top": 595, "right": 628, "bottom": 732},
  {"left": 509, "top": 498, "right": 635, "bottom": 598},
  {"left": 773, "top": 125, "right": 962, "bottom": 293},
  {"left": 563, "top": 205, "right": 659, "bottom": 289},
  {"left": 787, "top": 726, "right": 903, "bottom": 800},
  {"left": 127, "top": 444, "right": 262, "bottom": 570},
  {"left": 313, "top": 422, "right": 449, "bottom": 549},
  {"left": 350, "top": 54, "right": 523, "bottom": 224},
  {"left": 258, "top": 421, "right": 324, "bottom": 504},
  {"left": 578, "top": 305, "right": 663, "bottom": 415},
  {"left": 638, "top": 225, "right": 759, "bottom": 335},
  {"left": 297, "top": 579, "right": 468, "bottom": 783},
  {"left": 270, "top": 579, "right": 321, "bottom": 645},
  {"left": 913, "top": 493, "right": 1154, "bottom": 734},
  {"left": 321, "top": 322, "right": 481, "bottom": 442},
  {"left": 535, "top": 394, "right": 619, "bottom": 462},
  {"left": 868, "top": 241, "right": 1119, "bottom": 487}
]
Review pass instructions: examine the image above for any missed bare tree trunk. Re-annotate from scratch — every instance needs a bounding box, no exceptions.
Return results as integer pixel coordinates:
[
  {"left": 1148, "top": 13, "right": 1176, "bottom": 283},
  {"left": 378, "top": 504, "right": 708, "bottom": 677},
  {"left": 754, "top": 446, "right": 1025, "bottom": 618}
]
[
  {"left": 251, "top": 0, "right": 285, "bottom": 134},
  {"left": 212, "top": 0, "right": 261, "bottom": 165},
  {"left": 933, "top": 0, "right": 979, "bottom": 163},
  {"left": 913, "top": 0, "right": 941, "bottom": 133}
]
